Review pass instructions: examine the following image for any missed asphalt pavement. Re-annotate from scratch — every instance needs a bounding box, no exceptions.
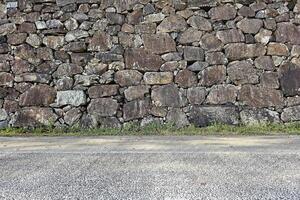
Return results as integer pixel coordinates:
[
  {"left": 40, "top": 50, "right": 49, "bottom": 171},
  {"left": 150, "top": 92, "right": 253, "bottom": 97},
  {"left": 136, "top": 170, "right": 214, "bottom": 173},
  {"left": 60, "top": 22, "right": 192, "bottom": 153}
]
[{"left": 0, "top": 136, "right": 299, "bottom": 200}]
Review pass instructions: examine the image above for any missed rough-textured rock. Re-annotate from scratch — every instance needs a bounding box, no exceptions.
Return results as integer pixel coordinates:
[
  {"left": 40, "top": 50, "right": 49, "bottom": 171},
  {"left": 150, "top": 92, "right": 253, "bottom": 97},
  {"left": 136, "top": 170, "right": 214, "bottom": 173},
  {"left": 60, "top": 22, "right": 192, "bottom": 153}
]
[
  {"left": 184, "top": 46, "right": 204, "bottom": 61},
  {"left": 187, "top": 87, "right": 207, "bottom": 105},
  {"left": 187, "top": 16, "right": 212, "bottom": 31},
  {"left": 260, "top": 72, "right": 279, "bottom": 89},
  {"left": 88, "top": 98, "right": 119, "bottom": 117},
  {"left": 151, "top": 84, "right": 182, "bottom": 107},
  {"left": 175, "top": 70, "right": 197, "bottom": 88},
  {"left": 228, "top": 60, "right": 259, "bottom": 85},
  {"left": 254, "top": 56, "right": 275, "bottom": 70},
  {"left": 267, "top": 43, "right": 289, "bottom": 56},
  {"left": 144, "top": 72, "right": 173, "bottom": 85},
  {"left": 237, "top": 18, "right": 263, "bottom": 34},
  {"left": 124, "top": 85, "right": 150, "bottom": 101},
  {"left": 225, "top": 43, "right": 266, "bottom": 61},
  {"left": 240, "top": 109, "right": 280, "bottom": 124},
  {"left": 19, "top": 85, "right": 56, "bottom": 106},
  {"left": 115, "top": 70, "right": 143, "bottom": 87},
  {"left": 123, "top": 99, "right": 149, "bottom": 121},
  {"left": 143, "top": 34, "right": 176, "bottom": 54},
  {"left": 64, "top": 108, "right": 82, "bottom": 126},
  {"left": 206, "top": 85, "right": 238, "bottom": 105},
  {"left": 189, "top": 106, "right": 240, "bottom": 127},
  {"left": 125, "top": 48, "right": 164, "bottom": 71},
  {"left": 276, "top": 23, "right": 300, "bottom": 44},
  {"left": 88, "top": 31, "right": 112, "bottom": 52},
  {"left": 167, "top": 108, "right": 189, "bottom": 128},
  {"left": 199, "top": 65, "right": 226, "bottom": 87},
  {"left": 279, "top": 62, "right": 300, "bottom": 96},
  {"left": 209, "top": 5, "right": 237, "bottom": 21},
  {"left": 216, "top": 29, "right": 245, "bottom": 44},
  {"left": 157, "top": 15, "right": 187, "bottom": 33},
  {"left": 239, "top": 85, "right": 284, "bottom": 108},
  {"left": 56, "top": 90, "right": 87, "bottom": 107},
  {"left": 0, "top": 72, "right": 14, "bottom": 87},
  {"left": 13, "top": 107, "right": 58, "bottom": 127},
  {"left": 281, "top": 106, "right": 300, "bottom": 122},
  {"left": 88, "top": 85, "right": 119, "bottom": 98}
]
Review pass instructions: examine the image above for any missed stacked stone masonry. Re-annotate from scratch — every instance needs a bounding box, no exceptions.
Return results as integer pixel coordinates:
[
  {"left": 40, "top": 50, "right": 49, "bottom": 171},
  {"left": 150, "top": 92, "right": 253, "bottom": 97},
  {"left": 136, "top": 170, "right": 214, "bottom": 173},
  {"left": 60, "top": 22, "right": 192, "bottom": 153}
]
[{"left": 0, "top": 0, "right": 300, "bottom": 128}]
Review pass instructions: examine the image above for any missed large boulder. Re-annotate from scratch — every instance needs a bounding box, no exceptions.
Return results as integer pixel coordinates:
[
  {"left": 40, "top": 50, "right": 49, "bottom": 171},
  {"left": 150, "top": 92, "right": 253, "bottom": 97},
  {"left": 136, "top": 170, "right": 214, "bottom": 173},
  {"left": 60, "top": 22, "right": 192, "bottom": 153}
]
[
  {"left": 227, "top": 60, "right": 259, "bottom": 85},
  {"left": 276, "top": 23, "right": 300, "bottom": 44},
  {"left": 88, "top": 98, "right": 119, "bottom": 117},
  {"left": 13, "top": 107, "right": 58, "bottom": 127},
  {"left": 123, "top": 99, "right": 150, "bottom": 121},
  {"left": 239, "top": 85, "right": 284, "bottom": 108},
  {"left": 281, "top": 106, "right": 300, "bottom": 122},
  {"left": 151, "top": 84, "right": 183, "bottom": 107},
  {"left": 19, "top": 85, "right": 56, "bottom": 106},
  {"left": 143, "top": 33, "right": 176, "bottom": 54},
  {"left": 125, "top": 48, "right": 164, "bottom": 71},
  {"left": 115, "top": 70, "right": 143, "bottom": 87},
  {"left": 279, "top": 62, "right": 300, "bottom": 96},
  {"left": 240, "top": 109, "right": 280, "bottom": 124},
  {"left": 189, "top": 106, "right": 240, "bottom": 127}
]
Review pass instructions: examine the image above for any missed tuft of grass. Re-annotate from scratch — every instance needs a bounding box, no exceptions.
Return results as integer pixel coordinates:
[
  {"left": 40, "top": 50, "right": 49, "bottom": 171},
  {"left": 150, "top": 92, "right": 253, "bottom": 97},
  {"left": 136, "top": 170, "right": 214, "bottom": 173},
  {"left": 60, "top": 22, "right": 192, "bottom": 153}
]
[{"left": 0, "top": 122, "right": 300, "bottom": 137}]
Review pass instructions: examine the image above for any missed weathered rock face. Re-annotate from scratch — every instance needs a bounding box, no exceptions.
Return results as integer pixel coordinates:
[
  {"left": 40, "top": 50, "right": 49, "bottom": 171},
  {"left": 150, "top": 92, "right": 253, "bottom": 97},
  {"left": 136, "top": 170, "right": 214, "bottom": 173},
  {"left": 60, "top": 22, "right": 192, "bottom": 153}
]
[
  {"left": 239, "top": 85, "right": 284, "bottom": 108},
  {"left": 1, "top": 0, "right": 300, "bottom": 128},
  {"left": 189, "top": 106, "right": 240, "bottom": 127},
  {"left": 240, "top": 109, "right": 280, "bottom": 124},
  {"left": 19, "top": 85, "right": 56, "bottom": 106},
  {"left": 56, "top": 91, "right": 87, "bottom": 107},
  {"left": 88, "top": 98, "right": 119, "bottom": 118},
  {"left": 279, "top": 63, "right": 300, "bottom": 96},
  {"left": 151, "top": 84, "right": 183, "bottom": 107},
  {"left": 13, "top": 107, "right": 58, "bottom": 127}
]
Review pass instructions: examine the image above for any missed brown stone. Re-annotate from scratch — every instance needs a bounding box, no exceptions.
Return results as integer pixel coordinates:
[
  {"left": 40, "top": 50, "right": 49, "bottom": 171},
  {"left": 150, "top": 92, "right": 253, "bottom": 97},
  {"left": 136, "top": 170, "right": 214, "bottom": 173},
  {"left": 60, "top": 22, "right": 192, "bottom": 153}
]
[
  {"left": 143, "top": 33, "right": 176, "bottom": 54},
  {"left": 175, "top": 69, "right": 197, "bottom": 88},
  {"left": 19, "top": 84, "right": 56, "bottom": 106},
  {"left": 13, "top": 107, "right": 58, "bottom": 127},
  {"left": 0, "top": 72, "right": 14, "bottom": 87},
  {"left": 254, "top": 56, "right": 275, "bottom": 70},
  {"left": 267, "top": 43, "right": 289, "bottom": 56},
  {"left": 88, "top": 85, "right": 119, "bottom": 98},
  {"left": 206, "top": 85, "right": 238, "bottom": 104},
  {"left": 88, "top": 98, "right": 119, "bottom": 117},
  {"left": 239, "top": 85, "right": 284, "bottom": 108},
  {"left": 157, "top": 15, "right": 187, "bottom": 33},
  {"left": 123, "top": 99, "right": 150, "bottom": 121},
  {"left": 260, "top": 72, "right": 279, "bottom": 89},
  {"left": 7, "top": 33, "right": 27, "bottom": 45},
  {"left": 124, "top": 85, "right": 150, "bottom": 101},
  {"left": 115, "top": 70, "right": 143, "bottom": 87},
  {"left": 199, "top": 65, "right": 226, "bottom": 87},
  {"left": 279, "top": 62, "right": 300, "bottom": 96},
  {"left": 209, "top": 5, "right": 237, "bottom": 21},
  {"left": 216, "top": 29, "right": 245, "bottom": 44},
  {"left": 187, "top": 87, "right": 207, "bottom": 105},
  {"left": 88, "top": 31, "right": 112, "bottom": 52},
  {"left": 237, "top": 18, "right": 263, "bottom": 34},
  {"left": 200, "top": 34, "right": 223, "bottom": 51},
  {"left": 276, "top": 22, "right": 300, "bottom": 44},
  {"left": 228, "top": 60, "right": 259, "bottom": 85},
  {"left": 225, "top": 43, "right": 266, "bottom": 61},
  {"left": 151, "top": 84, "right": 182, "bottom": 107},
  {"left": 125, "top": 48, "right": 164, "bottom": 71}
]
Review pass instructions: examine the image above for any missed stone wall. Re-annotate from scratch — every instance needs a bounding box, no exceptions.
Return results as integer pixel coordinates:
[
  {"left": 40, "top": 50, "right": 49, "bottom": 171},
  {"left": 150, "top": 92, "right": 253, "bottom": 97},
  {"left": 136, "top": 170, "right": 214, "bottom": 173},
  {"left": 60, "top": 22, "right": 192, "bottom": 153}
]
[{"left": 0, "top": 0, "right": 300, "bottom": 129}]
